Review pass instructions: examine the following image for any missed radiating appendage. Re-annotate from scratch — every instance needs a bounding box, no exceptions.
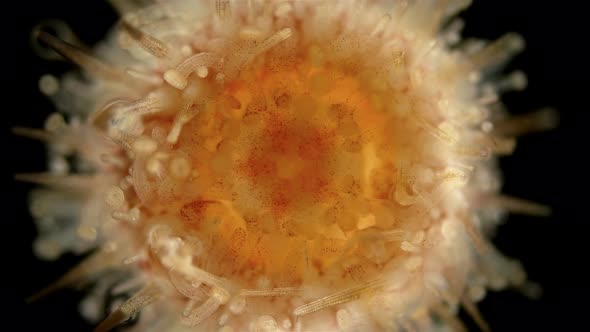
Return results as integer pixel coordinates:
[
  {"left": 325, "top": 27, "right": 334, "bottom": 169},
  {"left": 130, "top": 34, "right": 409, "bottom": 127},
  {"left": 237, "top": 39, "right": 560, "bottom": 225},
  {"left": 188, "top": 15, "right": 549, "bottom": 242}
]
[
  {"left": 121, "top": 20, "right": 170, "bottom": 58},
  {"left": 94, "top": 284, "right": 161, "bottom": 332},
  {"left": 31, "top": 20, "right": 81, "bottom": 60},
  {"left": 35, "top": 31, "right": 133, "bottom": 84},
  {"left": 12, "top": 127, "right": 54, "bottom": 142},
  {"left": 15, "top": 173, "right": 96, "bottom": 192},
  {"left": 483, "top": 195, "right": 551, "bottom": 217},
  {"left": 293, "top": 279, "right": 384, "bottom": 317},
  {"left": 164, "top": 52, "right": 220, "bottom": 89},
  {"left": 461, "top": 294, "right": 491, "bottom": 332},
  {"left": 182, "top": 287, "right": 229, "bottom": 327},
  {"left": 27, "top": 250, "right": 119, "bottom": 303},
  {"left": 468, "top": 33, "right": 525, "bottom": 70},
  {"left": 494, "top": 108, "right": 559, "bottom": 137}
]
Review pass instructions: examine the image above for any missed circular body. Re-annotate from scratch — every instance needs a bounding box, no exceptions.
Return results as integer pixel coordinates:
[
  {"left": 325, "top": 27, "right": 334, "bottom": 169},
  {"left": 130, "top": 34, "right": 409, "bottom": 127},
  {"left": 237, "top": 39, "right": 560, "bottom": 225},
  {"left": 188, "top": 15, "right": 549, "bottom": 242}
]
[{"left": 22, "top": 1, "right": 555, "bottom": 331}]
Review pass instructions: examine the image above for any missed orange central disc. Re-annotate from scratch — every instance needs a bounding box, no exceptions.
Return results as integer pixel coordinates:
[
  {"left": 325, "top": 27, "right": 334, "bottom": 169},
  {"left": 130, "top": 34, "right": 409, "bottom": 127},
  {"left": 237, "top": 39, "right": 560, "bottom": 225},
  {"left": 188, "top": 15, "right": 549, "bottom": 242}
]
[
  {"left": 238, "top": 111, "right": 336, "bottom": 218},
  {"left": 144, "top": 55, "right": 402, "bottom": 287}
]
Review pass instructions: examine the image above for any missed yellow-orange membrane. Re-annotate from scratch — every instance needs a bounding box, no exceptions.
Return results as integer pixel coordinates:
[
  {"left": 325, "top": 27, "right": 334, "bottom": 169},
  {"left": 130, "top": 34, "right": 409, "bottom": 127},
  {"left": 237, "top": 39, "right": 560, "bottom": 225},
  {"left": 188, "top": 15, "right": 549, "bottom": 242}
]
[
  {"left": 171, "top": 62, "right": 409, "bottom": 284},
  {"left": 21, "top": 1, "right": 556, "bottom": 331}
]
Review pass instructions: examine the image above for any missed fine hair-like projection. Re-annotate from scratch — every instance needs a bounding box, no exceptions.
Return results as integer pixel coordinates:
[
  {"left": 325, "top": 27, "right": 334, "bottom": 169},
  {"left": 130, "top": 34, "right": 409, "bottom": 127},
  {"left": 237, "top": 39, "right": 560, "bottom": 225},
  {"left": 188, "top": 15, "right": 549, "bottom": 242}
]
[{"left": 15, "top": 1, "right": 563, "bottom": 331}]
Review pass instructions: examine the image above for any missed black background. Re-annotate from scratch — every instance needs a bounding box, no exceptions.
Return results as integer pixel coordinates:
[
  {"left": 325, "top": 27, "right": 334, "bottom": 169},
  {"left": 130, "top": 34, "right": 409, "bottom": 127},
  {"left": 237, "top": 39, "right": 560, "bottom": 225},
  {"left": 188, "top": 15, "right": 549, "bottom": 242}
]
[{"left": 5, "top": 1, "right": 586, "bottom": 331}]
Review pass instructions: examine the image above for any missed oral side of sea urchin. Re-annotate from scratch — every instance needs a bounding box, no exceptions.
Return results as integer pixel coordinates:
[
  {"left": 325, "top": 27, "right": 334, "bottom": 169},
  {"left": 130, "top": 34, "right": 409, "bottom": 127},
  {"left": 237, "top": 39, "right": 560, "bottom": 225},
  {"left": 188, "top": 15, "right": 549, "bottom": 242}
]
[{"left": 19, "top": 1, "right": 556, "bottom": 331}]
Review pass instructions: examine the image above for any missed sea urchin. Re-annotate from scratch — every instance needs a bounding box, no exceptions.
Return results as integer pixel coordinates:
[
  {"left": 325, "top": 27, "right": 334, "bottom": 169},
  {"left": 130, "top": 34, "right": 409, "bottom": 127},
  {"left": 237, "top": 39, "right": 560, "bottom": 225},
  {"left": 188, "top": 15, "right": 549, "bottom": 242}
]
[{"left": 19, "top": 1, "right": 557, "bottom": 331}]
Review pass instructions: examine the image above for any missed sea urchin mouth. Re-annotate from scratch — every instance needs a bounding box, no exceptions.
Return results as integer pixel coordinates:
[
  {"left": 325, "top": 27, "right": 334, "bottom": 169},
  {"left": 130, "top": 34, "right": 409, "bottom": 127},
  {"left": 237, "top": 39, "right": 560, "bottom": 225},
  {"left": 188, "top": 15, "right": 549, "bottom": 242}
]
[{"left": 20, "top": 1, "right": 556, "bottom": 331}]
